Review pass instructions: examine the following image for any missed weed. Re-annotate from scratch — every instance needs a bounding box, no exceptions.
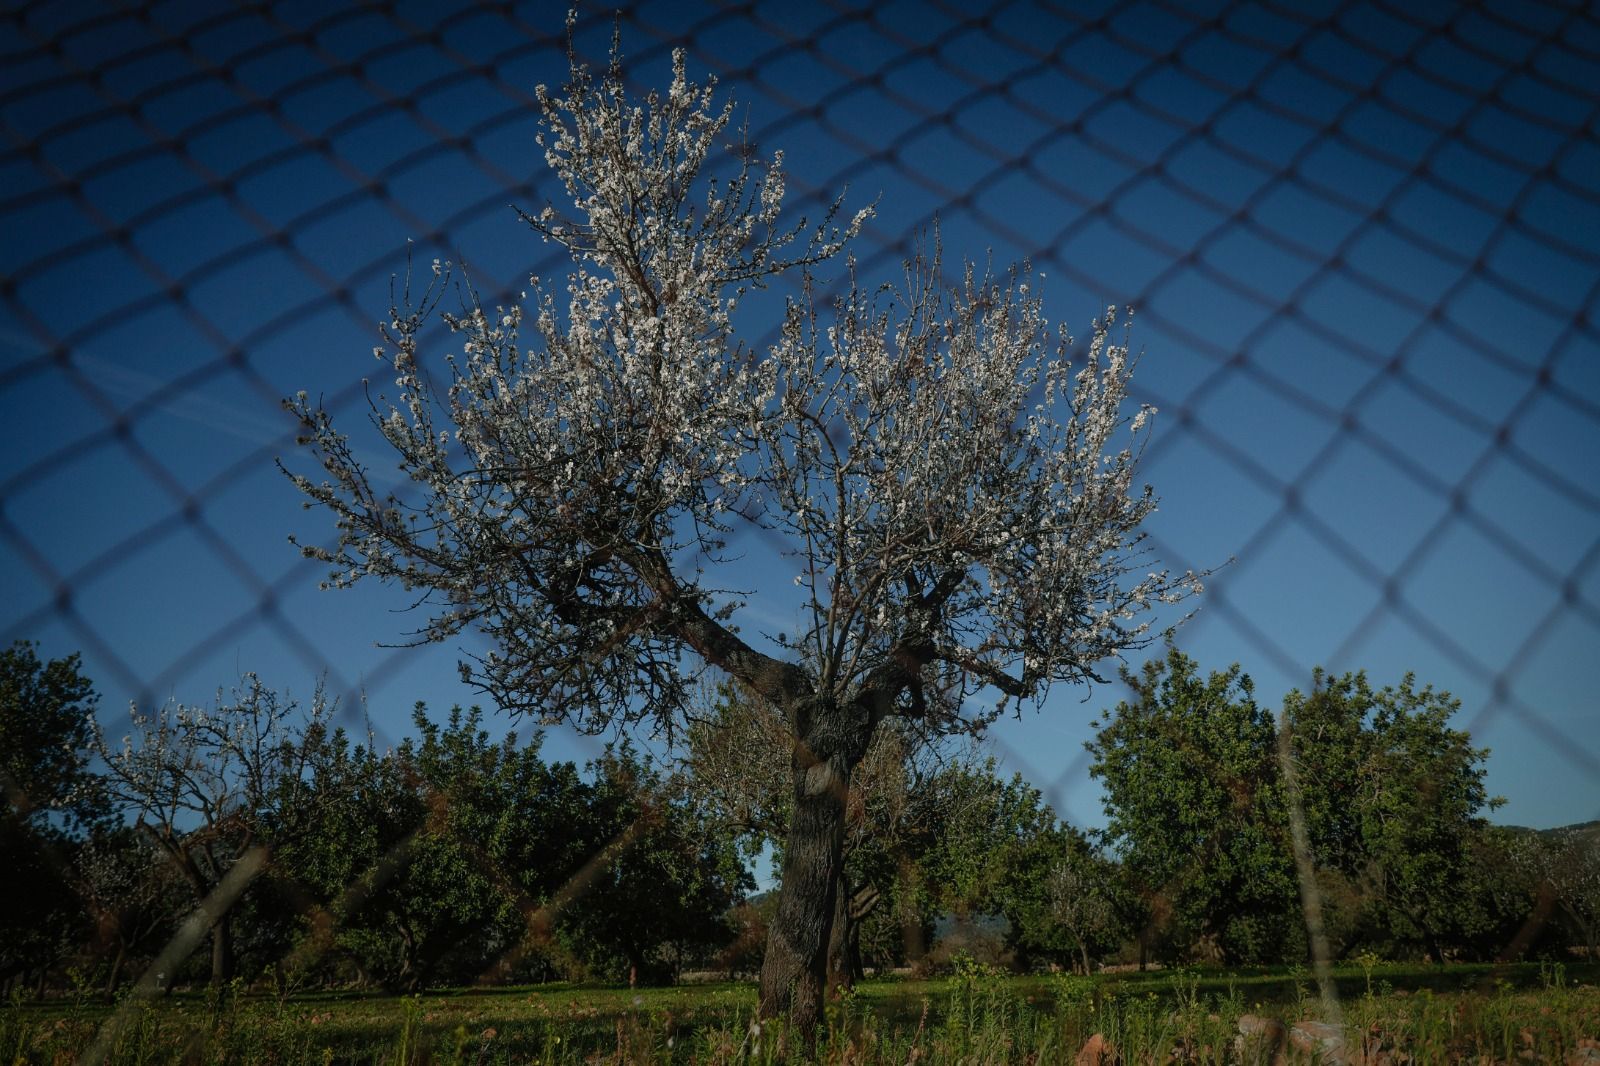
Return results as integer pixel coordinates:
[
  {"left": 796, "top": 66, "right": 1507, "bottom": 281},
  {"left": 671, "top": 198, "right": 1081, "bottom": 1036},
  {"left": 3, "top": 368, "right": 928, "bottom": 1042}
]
[{"left": 1354, "top": 950, "right": 1383, "bottom": 998}]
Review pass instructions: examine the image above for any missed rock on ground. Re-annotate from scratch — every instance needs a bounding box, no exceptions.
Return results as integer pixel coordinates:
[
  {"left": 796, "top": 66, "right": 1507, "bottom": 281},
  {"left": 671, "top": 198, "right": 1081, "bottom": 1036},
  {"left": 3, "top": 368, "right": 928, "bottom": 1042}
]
[{"left": 1075, "top": 1032, "right": 1113, "bottom": 1066}]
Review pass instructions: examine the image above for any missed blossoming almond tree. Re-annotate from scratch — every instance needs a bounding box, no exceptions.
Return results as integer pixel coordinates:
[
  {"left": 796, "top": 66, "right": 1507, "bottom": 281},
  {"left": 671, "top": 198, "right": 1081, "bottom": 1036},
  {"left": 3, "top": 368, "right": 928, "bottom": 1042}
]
[
  {"left": 92, "top": 677, "right": 331, "bottom": 986},
  {"left": 283, "top": 33, "right": 1199, "bottom": 1031}
]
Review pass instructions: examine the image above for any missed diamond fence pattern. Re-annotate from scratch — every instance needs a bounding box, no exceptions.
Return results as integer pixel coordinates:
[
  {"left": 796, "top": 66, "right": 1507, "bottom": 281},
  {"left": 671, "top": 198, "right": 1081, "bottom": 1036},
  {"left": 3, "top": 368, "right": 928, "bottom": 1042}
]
[{"left": 2, "top": 0, "right": 1598, "bottom": 1018}]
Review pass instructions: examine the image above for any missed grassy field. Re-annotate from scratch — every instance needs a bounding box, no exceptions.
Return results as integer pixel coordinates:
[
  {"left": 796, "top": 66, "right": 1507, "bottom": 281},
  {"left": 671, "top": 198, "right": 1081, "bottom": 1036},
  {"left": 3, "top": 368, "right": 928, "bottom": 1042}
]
[{"left": 5, "top": 960, "right": 1597, "bottom": 1064}]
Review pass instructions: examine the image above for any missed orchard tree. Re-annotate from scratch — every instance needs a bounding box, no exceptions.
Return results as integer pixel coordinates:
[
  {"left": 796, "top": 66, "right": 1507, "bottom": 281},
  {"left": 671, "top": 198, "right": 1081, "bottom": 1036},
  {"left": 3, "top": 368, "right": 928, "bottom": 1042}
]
[
  {"left": 1001, "top": 827, "right": 1124, "bottom": 975},
  {"left": 1284, "top": 671, "right": 1496, "bottom": 959},
  {"left": 283, "top": 36, "right": 1198, "bottom": 1029},
  {"left": 380, "top": 705, "right": 595, "bottom": 988},
  {"left": 1089, "top": 647, "right": 1300, "bottom": 963},
  {"left": 0, "top": 641, "right": 103, "bottom": 832},
  {"left": 93, "top": 676, "right": 332, "bottom": 985},
  {"left": 562, "top": 744, "right": 751, "bottom": 985},
  {"left": 74, "top": 827, "right": 185, "bottom": 998},
  {"left": 1526, "top": 825, "right": 1600, "bottom": 960}
]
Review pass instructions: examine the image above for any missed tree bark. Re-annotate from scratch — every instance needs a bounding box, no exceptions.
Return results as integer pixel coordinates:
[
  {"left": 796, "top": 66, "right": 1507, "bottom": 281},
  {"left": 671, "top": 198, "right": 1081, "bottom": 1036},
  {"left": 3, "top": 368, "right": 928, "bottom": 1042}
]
[
  {"left": 825, "top": 873, "right": 856, "bottom": 996},
  {"left": 828, "top": 880, "right": 875, "bottom": 990},
  {"left": 758, "top": 700, "right": 872, "bottom": 1035},
  {"left": 759, "top": 753, "right": 849, "bottom": 1033},
  {"left": 105, "top": 942, "right": 126, "bottom": 1001},
  {"left": 211, "top": 911, "right": 234, "bottom": 985}
]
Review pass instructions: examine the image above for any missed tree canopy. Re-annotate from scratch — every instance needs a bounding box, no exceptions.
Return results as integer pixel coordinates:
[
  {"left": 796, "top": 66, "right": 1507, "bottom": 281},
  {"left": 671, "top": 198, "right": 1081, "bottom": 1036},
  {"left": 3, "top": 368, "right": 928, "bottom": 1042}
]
[
  {"left": 1089, "top": 647, "right": 1510, "bottom": 964},
  {"left": 1, "top": 640, "right": 102, "bottom": 833}
]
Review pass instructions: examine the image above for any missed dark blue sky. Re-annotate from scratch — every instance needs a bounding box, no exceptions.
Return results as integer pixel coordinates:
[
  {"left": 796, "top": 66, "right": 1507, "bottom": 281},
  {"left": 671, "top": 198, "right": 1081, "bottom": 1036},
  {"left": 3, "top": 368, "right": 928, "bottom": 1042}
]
[{"left": 2, "top": 0, "right": 1597, "bottom": 832}]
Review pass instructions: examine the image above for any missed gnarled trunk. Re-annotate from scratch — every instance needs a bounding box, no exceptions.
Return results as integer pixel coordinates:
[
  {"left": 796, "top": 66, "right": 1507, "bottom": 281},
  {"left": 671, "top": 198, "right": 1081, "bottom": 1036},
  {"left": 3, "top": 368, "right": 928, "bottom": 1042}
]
[
  {"left": 758, "top": 751, "right": 849, "bottom": 1033},
  {"left": 758, "top": 701, "right": 872, "bottom": 1035}
]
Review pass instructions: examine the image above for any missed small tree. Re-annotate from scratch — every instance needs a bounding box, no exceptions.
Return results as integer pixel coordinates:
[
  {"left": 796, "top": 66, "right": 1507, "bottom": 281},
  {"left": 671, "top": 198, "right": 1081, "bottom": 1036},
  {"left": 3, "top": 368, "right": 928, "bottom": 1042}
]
[
  {"left": 1001, "top": 827, "right": 1124, "bottom": 975},
  {"left": 0, "top": 641, "right": 103, "bottom": 832},
  {"left": 92, "top": 676, "right": 332, "bottom": 985},
  {"left": 1089, "top": 647, "right": 1300, "bottom": 964},
  {"left": 562, "top": 745, "right": 751, "bottom": 986},
  {"left": 1521, "top": 825, "right": 1599, "bottom": 961},
  {"left": 1285, "top": 670, "right": 1495, "bottom": 960},
  {"left": 383, "top": 705, "right": 592, "bottom": 989},
  {"left": 284, "top": 34, "right": 1196, "bottom": 1029},
  {"left": 74, "top": 827, "right": 185, "bottom": 998}
]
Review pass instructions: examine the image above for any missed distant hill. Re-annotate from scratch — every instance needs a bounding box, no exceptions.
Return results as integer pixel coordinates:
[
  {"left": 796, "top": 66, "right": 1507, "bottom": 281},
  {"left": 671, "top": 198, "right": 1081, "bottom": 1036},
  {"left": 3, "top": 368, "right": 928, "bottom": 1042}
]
[
  {"left": 1543, "top": 820, "right": 1600, "bottom": 842},
  {"left": 1497, "top": 819, "right": 1599, "bottom": 841}
]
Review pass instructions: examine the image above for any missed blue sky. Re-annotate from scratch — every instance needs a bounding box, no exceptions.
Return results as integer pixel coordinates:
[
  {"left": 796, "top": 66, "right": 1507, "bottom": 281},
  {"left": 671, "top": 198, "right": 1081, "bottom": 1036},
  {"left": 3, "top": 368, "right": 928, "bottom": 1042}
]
[{"left": 2, "top": 0, "right": 1597, "bottom": 834}]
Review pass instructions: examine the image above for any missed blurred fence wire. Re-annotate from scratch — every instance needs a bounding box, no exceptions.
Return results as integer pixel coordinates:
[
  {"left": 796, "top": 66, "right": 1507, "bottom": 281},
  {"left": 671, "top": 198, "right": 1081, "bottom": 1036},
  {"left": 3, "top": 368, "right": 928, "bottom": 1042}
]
[{"left": 2, "top": 0, "right": 1599, "bottom": 1010}]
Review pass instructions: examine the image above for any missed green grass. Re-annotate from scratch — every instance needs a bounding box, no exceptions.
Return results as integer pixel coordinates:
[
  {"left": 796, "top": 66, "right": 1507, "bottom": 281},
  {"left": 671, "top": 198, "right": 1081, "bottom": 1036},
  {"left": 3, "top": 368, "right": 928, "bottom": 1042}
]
[{"left": 5, "top": 961, "right": 1596, "bottom": 1064}]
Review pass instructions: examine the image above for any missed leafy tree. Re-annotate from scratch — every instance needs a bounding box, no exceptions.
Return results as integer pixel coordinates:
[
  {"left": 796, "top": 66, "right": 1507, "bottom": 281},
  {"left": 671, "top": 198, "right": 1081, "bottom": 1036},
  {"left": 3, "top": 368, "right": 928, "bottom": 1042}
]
[
  {"left": 283, "top": 38, "right": 1195, "bottom": 1029},
  {"left": 561, "top": 744, "right": 751, "bottom": 985},
  {"left": 277, "top": 704, "right": 751, "bottom": 990},
  {"left": 1284, "top": 671, "right": 1495, "bottom": 960},
  {"left": 263, "top": 717, "right": 425, "bottom": 989},
  {"left": 1088, "top": 647, "right": 1300, "bottom": 964},
  {"left": 0, "top": 641, "right": 103, "bottom": 831},
  {"left": 379, "top": 706, "right": 593, "bottom": 988},
  {"left": 1000, "top": 826, "right": 1124, "bottom": 974},
  {"left": 906, "top": 760, "right": 1124, "bottom": 974},
  {"left": 0, "top": 642, "right": 104, "bottom": 990},
  {"left": 1091, "top": 653, "right": 1504, "bottom": 966}
]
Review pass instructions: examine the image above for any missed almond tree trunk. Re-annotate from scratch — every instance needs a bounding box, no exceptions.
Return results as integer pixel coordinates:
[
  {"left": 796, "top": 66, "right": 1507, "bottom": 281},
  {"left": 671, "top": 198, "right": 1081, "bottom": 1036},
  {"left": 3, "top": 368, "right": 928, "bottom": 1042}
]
[{"left": 758, "top": 703, "right": 871, "bottom": 1036}]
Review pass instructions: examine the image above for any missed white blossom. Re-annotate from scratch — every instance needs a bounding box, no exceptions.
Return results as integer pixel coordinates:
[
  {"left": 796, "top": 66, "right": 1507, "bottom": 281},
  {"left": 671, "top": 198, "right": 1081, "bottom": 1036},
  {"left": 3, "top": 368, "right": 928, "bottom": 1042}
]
[{"left": 280, "top": 37, "right": 1198, "bottom": 735}]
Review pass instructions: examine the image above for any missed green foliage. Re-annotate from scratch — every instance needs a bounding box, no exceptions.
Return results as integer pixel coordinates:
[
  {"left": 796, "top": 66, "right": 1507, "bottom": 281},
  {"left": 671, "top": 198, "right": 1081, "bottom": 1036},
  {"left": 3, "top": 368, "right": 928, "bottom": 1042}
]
[
  {"left": 274, "top": 705, "right": 748, "bottom": 991},
  {"left": 0, "top": 642, "right": 104, "bottom": 985},
  {"left": 1285, "top": 669, "right": 1497, "bottom": 959},
  {"left": 0, "top": 641, "right": 103, "bottom": 832},
  {"left": 0, "top": 639, "right": 1566, "bottom": 1000},
  {"left": 912, "top": 767, "right": 1130, "bottom": 974},
  {"left": 1090, "top": 647, "right": 1507, "bottom": 966},
  {"left": 1089, "top": 646, "right": 1300, "bottom": 964},
  {"left": 559, "top": 742, "right": 752, "bottom": 985},
  {"left": 997, "top": 824, "right": 1125, "bottom": 974}
]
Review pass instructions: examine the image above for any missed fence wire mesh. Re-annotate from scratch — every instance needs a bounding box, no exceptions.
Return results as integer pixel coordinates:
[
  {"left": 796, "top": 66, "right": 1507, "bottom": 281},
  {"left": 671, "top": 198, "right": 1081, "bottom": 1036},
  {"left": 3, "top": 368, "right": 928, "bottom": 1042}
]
[{"left": 2, "top": 0, "right": 1598, "bottom": 1027}]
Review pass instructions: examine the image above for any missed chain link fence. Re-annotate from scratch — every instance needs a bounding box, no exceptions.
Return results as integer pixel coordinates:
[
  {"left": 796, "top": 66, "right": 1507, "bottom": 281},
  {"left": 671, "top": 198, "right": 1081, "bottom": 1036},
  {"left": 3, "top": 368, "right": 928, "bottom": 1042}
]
[{"left": 3, "top": 0, "right": 1598, "bottom": 1019}]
